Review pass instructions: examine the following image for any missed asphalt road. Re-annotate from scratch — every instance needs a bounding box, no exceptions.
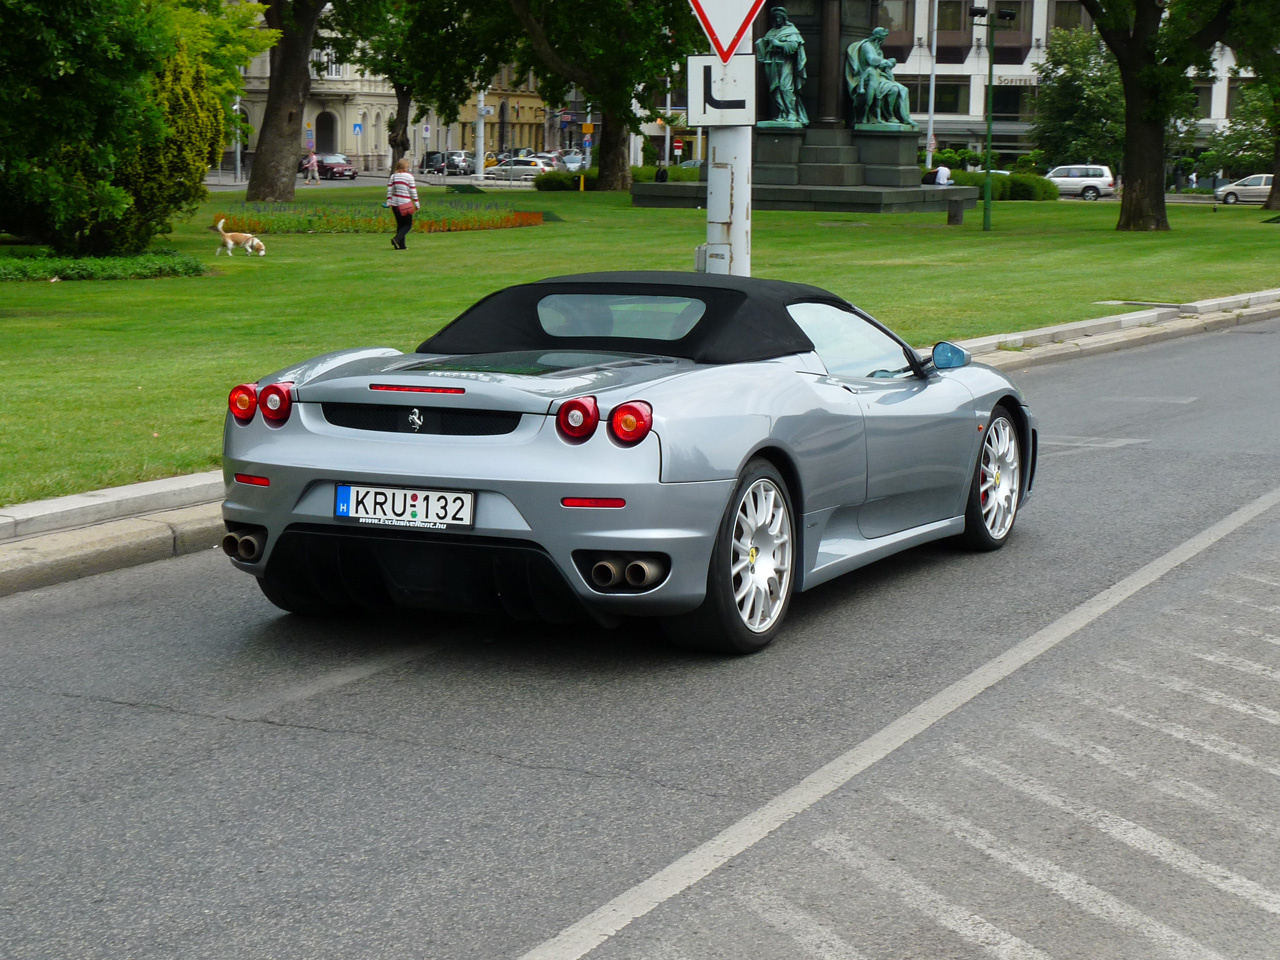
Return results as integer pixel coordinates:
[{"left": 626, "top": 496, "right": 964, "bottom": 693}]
[{"left": 3, "top": 316, "right": 1279, "bottom": 960}]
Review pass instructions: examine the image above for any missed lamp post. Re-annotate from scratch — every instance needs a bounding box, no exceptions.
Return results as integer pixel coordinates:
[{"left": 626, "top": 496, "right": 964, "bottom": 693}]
[{"left": 969, "top": 5, "right": 1016, "bottom": 231}]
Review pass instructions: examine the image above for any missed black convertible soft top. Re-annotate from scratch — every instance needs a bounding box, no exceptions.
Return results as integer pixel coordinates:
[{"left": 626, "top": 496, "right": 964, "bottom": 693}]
[{"left": 416, "top": 271, "right": 850, "bottom": 365}]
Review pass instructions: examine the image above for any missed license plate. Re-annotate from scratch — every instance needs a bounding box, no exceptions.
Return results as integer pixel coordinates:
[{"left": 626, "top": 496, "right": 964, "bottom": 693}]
[{"left": 334, "top": 483, "right": 474, "bottom": 530}]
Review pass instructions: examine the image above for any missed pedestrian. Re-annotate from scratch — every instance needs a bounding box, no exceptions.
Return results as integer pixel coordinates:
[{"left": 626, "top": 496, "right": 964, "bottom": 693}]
[
  {"left": 385, "top": 157, "right": 419, "bottom": 250},
  {"left": 1188, "top": 169, "right": 1198, "bottom": 190},
  {"left": 304, "top": 149, "right": 320, "bottom": 185},
  {"left": 935, "top": 164, "right": 952, "bottom": 185}
]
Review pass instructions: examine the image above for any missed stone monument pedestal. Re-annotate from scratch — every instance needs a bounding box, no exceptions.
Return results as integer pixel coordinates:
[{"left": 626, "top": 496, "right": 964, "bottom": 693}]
[{"left": 851, "top": 129, "right": 921, "bottom": 187}]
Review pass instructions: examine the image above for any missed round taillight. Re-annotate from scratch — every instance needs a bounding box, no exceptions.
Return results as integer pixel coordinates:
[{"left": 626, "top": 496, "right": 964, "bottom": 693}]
[
  {"left": 557, "top": 396, "right": 599, "bottom": 441},
  {"left": 228, "top": 383, "right": 258, "bottom": 423},
  {"left": 259, "top": 381, "right": 294, "bottom": 424},
  {"left": 609, "top": 401, "right": 653, "bottom": 445}
]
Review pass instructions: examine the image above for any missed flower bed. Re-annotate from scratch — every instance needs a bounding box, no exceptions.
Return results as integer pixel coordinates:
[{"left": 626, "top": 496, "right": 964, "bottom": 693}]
[{"left": 214, "top": 202, "right": 542, "bottom": 235}]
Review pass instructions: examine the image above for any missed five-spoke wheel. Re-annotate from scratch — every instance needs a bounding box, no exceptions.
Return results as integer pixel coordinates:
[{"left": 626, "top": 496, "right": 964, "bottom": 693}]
[
  {"left": 962, "top": 405, "right": 1022, "bottom": 550},
  {"left": 665, "top": 459, "right": 796, "bottom": 654}
]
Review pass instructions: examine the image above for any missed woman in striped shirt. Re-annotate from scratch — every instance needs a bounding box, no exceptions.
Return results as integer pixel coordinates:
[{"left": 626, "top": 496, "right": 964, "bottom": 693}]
[{"left": 386, "top": 158, "right": 420, "bottom": 250}]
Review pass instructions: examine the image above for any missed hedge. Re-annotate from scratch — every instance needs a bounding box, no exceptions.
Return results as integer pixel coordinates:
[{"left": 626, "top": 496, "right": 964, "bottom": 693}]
[
  {"left": 534, "top": 169, "right": 600, "bottom": 191},
  {"left": 949, "top": 170, "right": 1059, "bottom": 200},
  {"left": 0, "top": 249, "right": 207, "bottom": 282}
]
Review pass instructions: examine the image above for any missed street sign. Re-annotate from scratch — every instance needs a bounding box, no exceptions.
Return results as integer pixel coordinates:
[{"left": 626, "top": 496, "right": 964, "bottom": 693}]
[
  {"left": 583, "top": 135, "right": 593, "bottom": 148},
  {"left": 581, "top": 122, "right": 594, "bottom": 134},
  {"left": 687, "top": 0, "right": 768, "bottom": 63},
  {"left": 687, "top": 54, "right": 755, "bottom": 126},
  {"left": 423, "top": 124, "right": 431, "bottom": 137},
  {"left": 674, "top": 138, "right": 684, "bottom": 156},
  {"left": 928, "top": 134, "right": 937, "bottom": 152},
  {"left": 353, "top": 122, "right": 363, "bottom": 136}
]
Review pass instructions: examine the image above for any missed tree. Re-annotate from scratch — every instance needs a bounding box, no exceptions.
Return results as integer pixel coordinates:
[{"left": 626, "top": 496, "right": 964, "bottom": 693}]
[
  {"left": 320, "top": 0, "right": 420, "bottom": 169},
  {"left": 246, "top": 0, "right": 326, "bottom": 201},
  {"left": 404, "top": 0, "right": 704, "bottom": 190},
  {"left": 1030, "top": 28, "right": 1125, "bottom": 173},
  {"left": 1225, "top": 3, "right": 1280, "bottom": 209},
  {"left": 1077, "top": 0, "right": 1239, "bottom": 231},
  {"left": 0, "top": 0, "right": 169, "bottom": 248}
]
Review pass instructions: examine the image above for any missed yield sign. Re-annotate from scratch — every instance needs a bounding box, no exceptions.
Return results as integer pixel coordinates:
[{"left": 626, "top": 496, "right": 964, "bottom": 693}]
[{"left": 687, "top": 0, "right": 768, "bottom": 63}]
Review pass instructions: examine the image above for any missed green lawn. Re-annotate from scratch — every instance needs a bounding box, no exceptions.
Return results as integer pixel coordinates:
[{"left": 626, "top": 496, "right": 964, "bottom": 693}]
[{"left": 1, "top": 186, "right": 1276, "bottom": 506}]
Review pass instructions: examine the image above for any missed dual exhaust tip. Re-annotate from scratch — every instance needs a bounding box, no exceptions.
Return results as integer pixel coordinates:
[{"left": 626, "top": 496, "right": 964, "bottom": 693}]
[
  {"left": 221, "top": 530, "right": 265, "bottom": 563},
  {"left": 590, "top": 556, "right": 667, "bottom": 590}
]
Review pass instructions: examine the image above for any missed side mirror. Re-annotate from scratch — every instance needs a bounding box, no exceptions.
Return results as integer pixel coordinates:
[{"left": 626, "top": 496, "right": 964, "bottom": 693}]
[{"left": 932, "top": 341, "right": 972, "bottom": 369}]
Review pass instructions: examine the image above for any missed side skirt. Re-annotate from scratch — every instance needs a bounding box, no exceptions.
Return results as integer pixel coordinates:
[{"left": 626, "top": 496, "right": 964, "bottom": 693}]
[{"left": 799, "top": 516, "right": 965, "bottom": 591}]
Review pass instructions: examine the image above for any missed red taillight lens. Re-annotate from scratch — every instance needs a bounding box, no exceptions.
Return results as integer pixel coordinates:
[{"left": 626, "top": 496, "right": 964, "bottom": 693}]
[
  {"left": 609, "top": 401, "right": 653, "bottom": 445},
  {"left": 556, "top": 396, "right": 599, "bottom": 441},
  {"left": 228, "top": 383, "right": 258, "bottom": 423},
  {"left": 258, "top": 381, "right": 294, "bottom": 424}
]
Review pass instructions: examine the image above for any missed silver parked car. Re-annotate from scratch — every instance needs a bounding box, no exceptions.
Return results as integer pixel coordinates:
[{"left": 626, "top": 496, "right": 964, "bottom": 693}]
[
  {"left": 1215, "top": 174, "right": 1273, "bottom": 204},
  {"left": 1046, "top": 164, "right": 1116, "bottom": 200},
  {"left": 221, "top": 273, "right": 1037, "bottom": 653},
  {"left": 484, "top": 157, "right": 555, "bottom": 180}
]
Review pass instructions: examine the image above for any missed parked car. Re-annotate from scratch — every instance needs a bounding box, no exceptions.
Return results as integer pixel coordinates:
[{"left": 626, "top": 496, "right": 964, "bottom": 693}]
[
  {"left": 484, "top": 157, "right": 555, "bottom": 180},
  {"left": 679, "top": 158, "right": 703, "bottom": 169},
  {"left": 1045, "top": 165, "right": 1115, "bottom": 200},
  {"left": 535, "top": 153, "right": 569, "bottom": 171},
  {"left": 420, "top": 152, "right": 445, "bottom": 174},
  {"left": 220, "top": 272, "right": 1037, "bottom": 653},
  {"left": 1214, "top": 174, "right": 1274, "bottom": 204},
  {"left": 440, "top": 151, "right": 474, "bottom": 175},
  {"left": 562, "top": 151, "right": 585, "bottom": 173},
  {"left": 297, "top": 154, "right": 358, "bottom": 179}
]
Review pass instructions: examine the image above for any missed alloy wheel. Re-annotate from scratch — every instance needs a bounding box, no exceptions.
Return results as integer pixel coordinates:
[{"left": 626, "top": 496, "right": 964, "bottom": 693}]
[
  {"left": 730, "top": 478, "right": 793, "bottom": 632},
  {"left": 980, "top": 416, "right": 1020, "bottom": 540}
]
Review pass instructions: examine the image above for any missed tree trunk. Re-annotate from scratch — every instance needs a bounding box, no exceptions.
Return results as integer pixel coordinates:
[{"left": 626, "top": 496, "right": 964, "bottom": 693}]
[
  {"left": 246, "top": 0, "right": 324, "bottom": 202},
  {"left": 1115, "top": 76, "right": 1169, "bottom": 231},
  {"left": 1265, "top": 91, "right": 1280, "bottom": 211},
  {"left": 389, "top": 82, "right": 412, "bottom": 169},
  {"left": 597, "top": 108, "right": 631, "bottom": 191}
]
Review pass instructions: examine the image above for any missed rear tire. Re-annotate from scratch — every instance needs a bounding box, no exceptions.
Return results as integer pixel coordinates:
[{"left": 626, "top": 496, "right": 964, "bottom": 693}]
[
  {"left": 1223, "top": 192, "right": 1239, "bottom": 204},
  {"left": 1081, "top": 186, "right": 1100, "bottom": 201},
  {"left": 664, "top": 459, "right": 796, "bottom": 654},
  {"left": 961, "top": 405, "right": 1022, "bottom": 551}
]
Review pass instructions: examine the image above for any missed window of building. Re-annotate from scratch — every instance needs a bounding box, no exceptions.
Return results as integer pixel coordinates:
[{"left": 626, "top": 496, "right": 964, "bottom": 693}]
[
  {"left": 1051, "top": 0, "right": 1085, "bottom": 30},
  {"left": 1193, "top": 83, "right": 1213, "bottom": 119},
  {"left": 877, "top": 0, "right": 914, "bottom": 33},
  {"left": 1227, "top": 79, "right": 1251, "bottom": 118},
  {"left": 991, "top": 84, "right": 1035, "bottom": 120},
  {"left": 897, "top": 77, "right": 971, "bottom": 114},
  {"left": 936, "top": 0, "right": 966, "bottom": 31},
  {"left": 994, "top": 1, "right": 1028, "bottom": 32}
]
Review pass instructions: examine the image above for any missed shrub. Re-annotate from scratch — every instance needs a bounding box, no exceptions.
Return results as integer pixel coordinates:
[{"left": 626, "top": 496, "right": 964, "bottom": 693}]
[
  {"left": 534, "top": 169, "right": 599, "bottom": 191},
  {"left": 0, "top": 249, "right": 206, "bottom": 281},
  {"left": 630, "top": 165, "right": 702, "bottom": 183},
  {"left": 949, "top": 170, "right": 1057, "bottom": 200}
]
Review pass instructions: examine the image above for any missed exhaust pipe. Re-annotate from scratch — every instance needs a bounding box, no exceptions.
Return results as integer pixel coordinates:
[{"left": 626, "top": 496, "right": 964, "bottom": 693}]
[
  {"left": 221, "top": 533, "right": 242, "bottom": 558},
  {"left": 591, "top": 558, "right": 625, "bottom": 588},
  {"left": 625, "top": 558, "right": 666, "bottom": 589},
  {"left": 236, "top": 532, "right": 264, "bottom": 563}
]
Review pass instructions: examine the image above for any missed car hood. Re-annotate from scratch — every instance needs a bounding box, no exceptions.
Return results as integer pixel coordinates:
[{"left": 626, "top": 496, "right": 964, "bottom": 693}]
[{"left": 292, "top": 349, "right": 695, "bottom": 414}]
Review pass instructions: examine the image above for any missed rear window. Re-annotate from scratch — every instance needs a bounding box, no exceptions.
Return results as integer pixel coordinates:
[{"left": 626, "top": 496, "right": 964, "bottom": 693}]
[{"left": 537, "top": 294, "right": 707, "bottom": 341}]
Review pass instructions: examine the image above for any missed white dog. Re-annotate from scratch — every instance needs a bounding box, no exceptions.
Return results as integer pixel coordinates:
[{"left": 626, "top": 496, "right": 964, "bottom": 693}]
[{"left": 215, "top": 218, "right": 266, "bottom": 257}]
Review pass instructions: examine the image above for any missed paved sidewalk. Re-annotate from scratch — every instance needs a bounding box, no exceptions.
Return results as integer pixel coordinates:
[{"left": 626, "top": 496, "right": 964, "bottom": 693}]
[{"left": 3, "top": 287, "right": 1279, "bottom": 598}]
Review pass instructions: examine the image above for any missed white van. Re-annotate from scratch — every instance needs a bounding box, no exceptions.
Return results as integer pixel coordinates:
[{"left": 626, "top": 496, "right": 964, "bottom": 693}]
[{"left": 1046, "top": 165, "right": 1116, "bottom": 200}]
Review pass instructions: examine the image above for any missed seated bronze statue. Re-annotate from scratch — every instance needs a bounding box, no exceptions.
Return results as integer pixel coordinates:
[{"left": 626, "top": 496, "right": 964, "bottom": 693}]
[{"left": 845, "top": 28, "right": 916, "bottom": 128}]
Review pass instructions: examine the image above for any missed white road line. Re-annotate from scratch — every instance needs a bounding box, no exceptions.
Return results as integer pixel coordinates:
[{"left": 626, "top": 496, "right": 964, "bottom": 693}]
[
  {"left": 1066, "top": 690, "right": 1280, "bottom": 779},
  {"left": 1147, "top": 637, "right": 1280, "bottom": 684},
  {"left": 814, "top": 835, "right": 1056, "bottom": 960},
  {"left": 743, "top": 894, "right": 871, "bottom": 960},
  {"left": 1021, "top": 722, "right": 1280, "bottom": 840},
  {"left": 1106, "top": 660, "right": 1280, "bottom": 726},
  {"left": 886, "top": 793, "right": 1230, "bottom": 960},
  {"left": 214, "top": 647, "right": 438, "bottom": 721},
  {"left": 1163, "top": 610, "right": 1280, "bottom": 648},
  {"left": 1239, "top": 572, "right": 1280, "bottom": 588},
  {"left": 1204, "top": 589, "right": 1280, "bottom": 616},
  {"left": 1097, "top": 396, "right": 1199, "bottom": 404},
  {"left": 1040, "top": 436, "right": 1151, "bottom": 448},
  {"left": 955, "top": 750, "right": 1280, "bottom": 915},
  {"left": 515, "top": 483, "right": 1280, "bottom": 960}
]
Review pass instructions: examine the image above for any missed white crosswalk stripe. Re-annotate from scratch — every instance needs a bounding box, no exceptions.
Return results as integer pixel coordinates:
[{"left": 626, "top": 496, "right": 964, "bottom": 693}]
[
  {"left": 1105, "top": 659, "right": 1280, "bottom": 725},
  {"left": 742, "top": 894, "right": 871, "bottom": 960}
]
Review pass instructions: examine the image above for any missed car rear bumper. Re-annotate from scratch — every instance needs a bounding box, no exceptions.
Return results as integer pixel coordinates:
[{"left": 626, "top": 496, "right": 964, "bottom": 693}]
[{"left": 222, "top": 408, "right": 734, "bottom": 618}]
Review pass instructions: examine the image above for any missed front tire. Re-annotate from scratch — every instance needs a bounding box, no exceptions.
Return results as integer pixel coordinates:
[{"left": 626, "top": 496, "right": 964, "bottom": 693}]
[
  {"left": 1081, "top": 186, "right": 1100, "bottom": 201},
  {"left": 1223, "top": 192, "right": 1239, "bottom": 204},
  {"left": 961, "top": 405, "right": 1022, "bottom": 551},
  {"left": 664, "top": 459, "right": 796, "bottom": 654}
]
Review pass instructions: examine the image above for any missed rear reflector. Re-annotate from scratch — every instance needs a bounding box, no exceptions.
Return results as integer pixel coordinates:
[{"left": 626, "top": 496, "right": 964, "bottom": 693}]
[
  {"left": 370, "top": 384, "right": 466, "bottom": 395},
  {"left": 234, "top": 473, "right": 270, "bottom": 486},
  {"left": 561, "top": 497, "right": 625, "bottom": 508}
]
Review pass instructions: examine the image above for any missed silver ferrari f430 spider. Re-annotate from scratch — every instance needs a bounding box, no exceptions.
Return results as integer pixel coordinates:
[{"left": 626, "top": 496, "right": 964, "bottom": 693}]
[{"left": 222, "top": 272, "right": 1037, "bottom": 653}]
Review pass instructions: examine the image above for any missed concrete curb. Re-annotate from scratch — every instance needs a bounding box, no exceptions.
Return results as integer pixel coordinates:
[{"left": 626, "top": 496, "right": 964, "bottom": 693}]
[{"left": 3, "top": 288, "right": 1278, "bottom": 598}]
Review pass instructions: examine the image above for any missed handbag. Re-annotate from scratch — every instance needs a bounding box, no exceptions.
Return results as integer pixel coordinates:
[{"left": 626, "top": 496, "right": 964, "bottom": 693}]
[{"left": 395, "top": 200, "right": 415, "bottom": 216}]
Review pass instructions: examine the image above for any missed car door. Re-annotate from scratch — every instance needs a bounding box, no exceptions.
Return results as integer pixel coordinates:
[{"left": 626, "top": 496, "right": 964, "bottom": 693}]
[
  {"left": 787, "top": 302, "right": 978, "bottom": 538},
  {"left": 1249, "top": 175, "right": 1272, "bottom": 200}
]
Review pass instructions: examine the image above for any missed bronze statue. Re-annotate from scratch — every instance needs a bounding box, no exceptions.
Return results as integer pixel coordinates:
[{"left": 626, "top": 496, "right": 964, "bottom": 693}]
[
  {"left": 755, "top": 7, "right": 808, "bottom": 128},
  {"left": 845, "top": 27, "right": 917, "bottom": 128}
]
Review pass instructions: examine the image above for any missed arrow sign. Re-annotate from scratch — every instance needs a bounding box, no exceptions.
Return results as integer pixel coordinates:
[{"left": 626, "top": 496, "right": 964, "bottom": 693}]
[
  {"left": 687, "top": 54, "right": 755, "bottom": 125},
  {"left": 688, "top": 0, "right": 768, "bottom": 64}
]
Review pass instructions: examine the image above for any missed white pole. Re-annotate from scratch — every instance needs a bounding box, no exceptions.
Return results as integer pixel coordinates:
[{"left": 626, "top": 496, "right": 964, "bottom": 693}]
[
  {"left": 696, "top": 126, "right": 703, "bottom": 161},
  {"left": 664, "top": 86, "right": 672, "bottom": 165},
  {"left": 475, "top": 86, "right": 486, "bottom": 176},
  {"left": 233, "top": 95, "right": 242, "bottom": 182},
  {"left": 705, "top": 40, "right": 752, "bottom": 277},
  {"left": 925, "top": 0, "right": 939, "bottom": 168}
]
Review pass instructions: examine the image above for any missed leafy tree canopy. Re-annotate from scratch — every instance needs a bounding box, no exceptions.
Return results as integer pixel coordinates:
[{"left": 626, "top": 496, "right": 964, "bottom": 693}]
[{"left": 1030, "top": 27, "right": 1126, "bottom": 172}]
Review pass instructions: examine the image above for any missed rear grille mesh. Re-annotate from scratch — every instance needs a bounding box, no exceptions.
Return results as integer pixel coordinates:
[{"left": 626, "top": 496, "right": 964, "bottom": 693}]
[{"left": 321, "top": 403, "right": 523, "bottom": 435}]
